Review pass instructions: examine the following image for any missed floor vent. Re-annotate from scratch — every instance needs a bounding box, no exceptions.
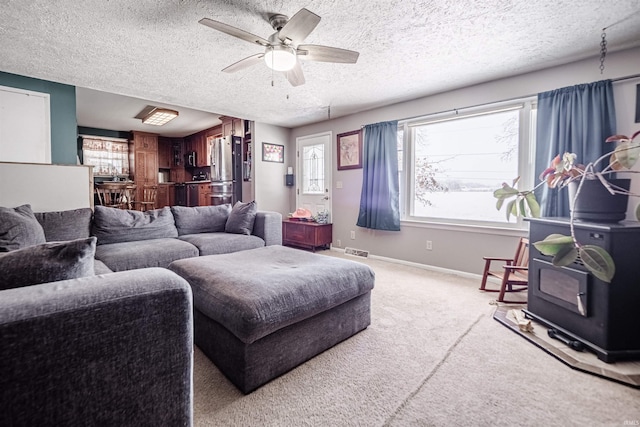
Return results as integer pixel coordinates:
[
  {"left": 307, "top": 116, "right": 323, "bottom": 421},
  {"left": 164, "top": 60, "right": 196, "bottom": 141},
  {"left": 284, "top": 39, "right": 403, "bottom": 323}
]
[{"left": 344, "top": 247, "right": 369, "bottom": 258}]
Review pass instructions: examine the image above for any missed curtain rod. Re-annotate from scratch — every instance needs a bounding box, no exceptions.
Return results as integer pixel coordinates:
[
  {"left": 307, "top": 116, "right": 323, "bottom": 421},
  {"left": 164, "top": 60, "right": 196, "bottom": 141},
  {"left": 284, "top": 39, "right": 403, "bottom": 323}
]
[
  {"left": 387, "top": 73, "right": 640, "bottom": 126},
  {"left": 612, "top": 73, "right": 640, "bottom": 82}
]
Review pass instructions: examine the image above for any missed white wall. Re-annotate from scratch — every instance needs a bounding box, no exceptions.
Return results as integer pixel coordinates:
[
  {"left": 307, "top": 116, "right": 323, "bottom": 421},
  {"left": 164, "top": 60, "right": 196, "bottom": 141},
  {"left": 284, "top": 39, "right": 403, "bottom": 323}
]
[
  {"left": 0, "top": 162, "right": 93, "bottom": 211},
  {"left": 253, "top": 122, "right": 292, "bottom": 215},
  {"left": 289, "top": 46, "right": 640, "bottom": 275}
]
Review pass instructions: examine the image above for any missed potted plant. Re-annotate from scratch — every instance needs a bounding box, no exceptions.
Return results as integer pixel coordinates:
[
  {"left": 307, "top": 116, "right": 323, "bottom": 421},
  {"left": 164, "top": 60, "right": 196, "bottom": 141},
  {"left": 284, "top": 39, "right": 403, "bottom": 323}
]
[{"left": 493, "top": 130, "right": 640, "bottom": 283}]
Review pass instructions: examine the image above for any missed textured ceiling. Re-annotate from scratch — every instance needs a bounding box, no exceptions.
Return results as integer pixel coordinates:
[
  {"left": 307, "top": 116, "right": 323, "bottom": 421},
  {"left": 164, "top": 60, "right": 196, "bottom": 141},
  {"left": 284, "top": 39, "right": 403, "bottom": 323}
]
[{"left": 1, "top": 0, "right": 639, "bottom": 133}]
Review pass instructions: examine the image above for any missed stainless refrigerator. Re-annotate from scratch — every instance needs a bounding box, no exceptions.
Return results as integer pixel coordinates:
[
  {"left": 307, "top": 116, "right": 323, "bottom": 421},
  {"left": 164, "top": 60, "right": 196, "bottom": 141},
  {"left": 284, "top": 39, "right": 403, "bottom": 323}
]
[{"left": 210, "top": 135, "right": 242, "bottom": 206}]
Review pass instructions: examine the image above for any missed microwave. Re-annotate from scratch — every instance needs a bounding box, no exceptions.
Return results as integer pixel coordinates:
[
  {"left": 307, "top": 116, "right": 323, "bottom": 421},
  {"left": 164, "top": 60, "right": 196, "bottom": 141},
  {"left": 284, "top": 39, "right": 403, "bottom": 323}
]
[{"left": 186, "top": 151, "right": 197, "bottom": 167}]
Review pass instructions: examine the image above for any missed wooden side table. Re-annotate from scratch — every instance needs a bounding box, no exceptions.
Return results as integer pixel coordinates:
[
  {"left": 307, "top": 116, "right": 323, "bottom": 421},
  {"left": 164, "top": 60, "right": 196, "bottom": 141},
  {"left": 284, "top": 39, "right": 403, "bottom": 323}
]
[{"left": 282, "top": 219, "right": 332, "bottom": 252}]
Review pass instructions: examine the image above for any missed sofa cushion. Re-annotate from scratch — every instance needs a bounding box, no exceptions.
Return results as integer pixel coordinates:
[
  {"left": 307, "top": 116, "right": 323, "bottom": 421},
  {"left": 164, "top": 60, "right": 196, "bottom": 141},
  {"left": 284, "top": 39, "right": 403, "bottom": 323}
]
[
  {"left": 34, "top": 208, "right": 93, "bottom": 242},
  {"left": 92, "top": 206, "right": 178, "bottom": 245},
  {"left": 0, "top": 237, "right": 96, "bottom": 290},
  {"left": 178, "top": 232, "right": 265, "bottom": 256},
  {"left": 0, "top": 204, "right": 46, "bottom": 252},
  {"left": 225, "top": 201, "right": 257, "bottom": 235},
  {"left": 171, "top": 205, "right": 231, "bottom": 236},
  {"left": 169, "top": 245, "right": 376, "bottom": 344},
  {"left": 95, "top": 238, "right": 199, "bottom": 272}
]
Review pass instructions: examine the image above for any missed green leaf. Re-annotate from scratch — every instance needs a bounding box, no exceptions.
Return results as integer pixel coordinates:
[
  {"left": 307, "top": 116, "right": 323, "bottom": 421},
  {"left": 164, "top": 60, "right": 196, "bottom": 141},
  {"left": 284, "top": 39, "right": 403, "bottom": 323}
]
[
  {"left": 496, "top": 197, "right": 505, "bottom": 211},
  {"left": 533, "top": 234, "right": 574, "bottom": 256},
  {"left": 505, "top": 199, "right": 516, "bottom": 222},
  {"left": 613, "top": 141, "right": 640, "bottom": 169},
  {"left": 493, "top": 186, "right": 519, "bottom": 198},
  {"left": 580, "top": 245, "right": 615, "bottom": 283},
  {"left": 552, "top": 244, "right": 578, "bottom": 267},
  {"left": 524, "top": 193, "right": 540, "bottom": 218},
  {"left": 518, "top": 198, "right": 526, "bottom": 217}
]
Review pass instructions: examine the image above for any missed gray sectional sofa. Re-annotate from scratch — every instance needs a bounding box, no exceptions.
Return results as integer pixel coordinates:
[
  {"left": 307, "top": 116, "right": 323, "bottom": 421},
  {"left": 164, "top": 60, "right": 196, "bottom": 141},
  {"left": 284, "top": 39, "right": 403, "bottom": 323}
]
[{"left": 0, "top": 202, "right": 282, "bottom": 426}]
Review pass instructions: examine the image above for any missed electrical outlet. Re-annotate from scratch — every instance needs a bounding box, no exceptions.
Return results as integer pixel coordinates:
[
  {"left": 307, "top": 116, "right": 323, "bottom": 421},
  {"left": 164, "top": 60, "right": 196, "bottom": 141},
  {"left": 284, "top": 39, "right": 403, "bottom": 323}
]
[
  {"left": 337, "top": 239, "right": 341, "bottom": 247},
  {"left": 426, "top": 240, "right": 433, "bottom": 250},
  {"left": 350, "top": 230, "right": 355, "bottom": 240}
]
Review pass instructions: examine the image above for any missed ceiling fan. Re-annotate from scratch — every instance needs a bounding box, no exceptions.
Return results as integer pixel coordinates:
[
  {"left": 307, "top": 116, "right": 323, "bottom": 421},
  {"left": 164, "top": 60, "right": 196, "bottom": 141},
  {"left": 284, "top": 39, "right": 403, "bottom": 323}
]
[{"left": 199, "top": 8, "right": 359, "bottom": 87}]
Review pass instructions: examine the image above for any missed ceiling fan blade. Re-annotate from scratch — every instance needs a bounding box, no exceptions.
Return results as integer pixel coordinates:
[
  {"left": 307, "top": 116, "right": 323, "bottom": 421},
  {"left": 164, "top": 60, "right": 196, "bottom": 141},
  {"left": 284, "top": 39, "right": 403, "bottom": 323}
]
[
  {"left": 278, "top": 8, "right": 321, "bottom": 45},
  {"left": 285, "top": 61, "right": 305, "bottom": 87},
  {"left": 199, "top": 18, "right": 269, "bottom": 47},
  {"left": 297, "top": 44, "right": 359, "bottom": 63},
  {"left": 222, "top": 53, "right": 265, "bottom": 73}
]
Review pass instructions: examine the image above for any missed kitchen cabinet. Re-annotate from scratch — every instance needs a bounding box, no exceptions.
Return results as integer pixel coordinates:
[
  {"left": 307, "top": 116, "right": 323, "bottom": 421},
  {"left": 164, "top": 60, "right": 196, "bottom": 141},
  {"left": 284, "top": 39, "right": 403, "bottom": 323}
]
[
  {"left": 282, "top": 219, "right": 332, "bottom": 252},
  {"left": 156, "top": 183, "right": 174, "bottom": 208},
  {"left": 198, "top": 182, "right": 211, "bottom": 206},
  {"left": 194, "top": 133, "right": 211, "bottom": 167},
  {"left": 130, "top": 131, "right": 158, "bottom": 204},
  {"left": 158, "top": 137, "right": 172, "bottom": 169},
  {"left": 220, "top": 116, "right": 243, "bottom": 137}
]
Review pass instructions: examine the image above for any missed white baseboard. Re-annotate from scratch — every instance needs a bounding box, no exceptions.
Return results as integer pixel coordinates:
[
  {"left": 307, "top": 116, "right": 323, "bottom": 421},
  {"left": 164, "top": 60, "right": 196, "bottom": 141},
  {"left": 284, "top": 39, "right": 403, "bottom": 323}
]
[{"left": 330, "top": 246, "right": 488, "bottom": 282}]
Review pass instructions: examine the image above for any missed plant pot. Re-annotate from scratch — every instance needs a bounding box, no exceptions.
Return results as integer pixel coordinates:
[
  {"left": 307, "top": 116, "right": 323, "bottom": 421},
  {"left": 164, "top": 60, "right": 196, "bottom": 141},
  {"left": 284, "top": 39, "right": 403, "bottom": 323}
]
[{"left": 567, "top": 178, "right": 630, "bottom": 223}]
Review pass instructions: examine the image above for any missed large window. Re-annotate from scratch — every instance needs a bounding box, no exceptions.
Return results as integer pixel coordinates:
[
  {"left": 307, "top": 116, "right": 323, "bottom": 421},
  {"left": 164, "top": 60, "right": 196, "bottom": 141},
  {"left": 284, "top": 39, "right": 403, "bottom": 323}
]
[
  {"left": 81, "top": 136, "right": 130, "bottom": 177},
  {"left": 400, "top": 100, "right": 536, "bottom": 227}
]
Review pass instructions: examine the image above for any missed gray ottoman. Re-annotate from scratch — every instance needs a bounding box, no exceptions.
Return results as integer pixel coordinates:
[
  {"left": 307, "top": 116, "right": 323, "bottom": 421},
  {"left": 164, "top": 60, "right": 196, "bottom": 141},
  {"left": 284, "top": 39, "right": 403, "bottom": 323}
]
[{"left": 169, "top": 245, "right": 375, "bottom": 393}]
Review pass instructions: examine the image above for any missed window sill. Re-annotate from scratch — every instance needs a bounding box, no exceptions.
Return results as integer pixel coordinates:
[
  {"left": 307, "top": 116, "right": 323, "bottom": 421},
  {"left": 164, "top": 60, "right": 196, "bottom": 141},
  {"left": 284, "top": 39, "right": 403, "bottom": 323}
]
[{"left": 400, "top": 217, "right": 528, "bottom": 237}]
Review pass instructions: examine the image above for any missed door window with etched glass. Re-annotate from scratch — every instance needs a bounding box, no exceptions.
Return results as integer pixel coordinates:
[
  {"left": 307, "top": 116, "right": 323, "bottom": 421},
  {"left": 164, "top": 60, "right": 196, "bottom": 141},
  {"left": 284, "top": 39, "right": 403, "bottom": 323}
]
[{"left": 302, "top": 143, "right": 325, "bottom": 194}]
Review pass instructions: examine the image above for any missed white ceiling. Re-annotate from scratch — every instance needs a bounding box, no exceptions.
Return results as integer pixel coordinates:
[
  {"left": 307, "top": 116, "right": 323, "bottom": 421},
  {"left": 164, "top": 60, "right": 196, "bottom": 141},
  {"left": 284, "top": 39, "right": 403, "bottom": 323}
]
[{"left": 1, "top": 1, "right": 639, "bottom": 136}]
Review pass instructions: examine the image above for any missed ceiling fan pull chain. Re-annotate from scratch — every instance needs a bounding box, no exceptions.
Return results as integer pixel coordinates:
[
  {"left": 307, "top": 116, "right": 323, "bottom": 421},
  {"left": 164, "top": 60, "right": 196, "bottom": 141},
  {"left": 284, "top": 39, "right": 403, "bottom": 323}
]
[{"left": 599, "top": 29, "right": 607, "bottom": 74}]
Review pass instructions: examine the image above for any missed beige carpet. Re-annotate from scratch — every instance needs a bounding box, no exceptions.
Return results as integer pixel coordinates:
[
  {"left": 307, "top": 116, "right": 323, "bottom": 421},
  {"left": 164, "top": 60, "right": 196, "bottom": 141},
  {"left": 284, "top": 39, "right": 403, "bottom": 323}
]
[{"left": 193, "top": 250, "right": 640, "bottom": 426}]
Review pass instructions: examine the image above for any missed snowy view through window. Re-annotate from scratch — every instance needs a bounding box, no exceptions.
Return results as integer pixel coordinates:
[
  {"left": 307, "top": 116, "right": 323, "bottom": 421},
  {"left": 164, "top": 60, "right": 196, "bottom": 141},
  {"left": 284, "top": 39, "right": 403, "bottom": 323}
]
[{"left": 411, "top": 110, "right": 520, "bottom": 223}]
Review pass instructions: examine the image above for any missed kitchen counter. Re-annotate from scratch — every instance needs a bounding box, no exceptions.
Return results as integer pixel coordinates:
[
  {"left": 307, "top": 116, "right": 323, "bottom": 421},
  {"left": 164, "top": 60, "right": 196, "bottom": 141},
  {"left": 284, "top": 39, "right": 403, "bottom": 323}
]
[{"left": 185, "top": 180, "right": 211, "bottom": 184}]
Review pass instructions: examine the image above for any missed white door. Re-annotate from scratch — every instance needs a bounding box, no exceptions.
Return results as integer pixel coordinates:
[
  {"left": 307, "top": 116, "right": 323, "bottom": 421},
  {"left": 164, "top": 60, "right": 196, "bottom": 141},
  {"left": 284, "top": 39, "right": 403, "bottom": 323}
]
[{"left": 296, "top": 132, "right": 332, "bottom": 220}]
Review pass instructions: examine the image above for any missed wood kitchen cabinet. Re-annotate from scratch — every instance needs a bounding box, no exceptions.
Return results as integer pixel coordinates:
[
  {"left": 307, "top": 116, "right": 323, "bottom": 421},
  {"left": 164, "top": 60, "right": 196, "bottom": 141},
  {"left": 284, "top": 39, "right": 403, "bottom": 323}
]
[
  {"left": 156, "top": 183, "right": 174, "bottom": 208},
  {"left": 220, "top": 116, "right": 243, "bottom": 137},
  {"left": 282, "top": 219, "right": 332, "bottom": 251},
  {"left": 194, "top": 133, "right": 211, "bottom": 167},
  {"left": 158, "top": 137, "right": 172, "bottom": 169},
  {"left": 130, "top": 131, "right": 159, "bottom": 204},
  {"left": 198, "top": 182, "right": 211, "bottom": 206}
]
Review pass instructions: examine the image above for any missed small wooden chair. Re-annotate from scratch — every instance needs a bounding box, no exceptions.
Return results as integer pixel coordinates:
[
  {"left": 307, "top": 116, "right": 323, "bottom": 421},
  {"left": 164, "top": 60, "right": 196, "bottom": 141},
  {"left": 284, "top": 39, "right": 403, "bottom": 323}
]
[
  {"left": 96, "top": 183, "right": 128, "bottom": 209},
  {"left": 134, "top": 185, "right": 157, "bottom": 211},
  {"left": 479, "top": 237, "right": 529, "bottom": 303}
]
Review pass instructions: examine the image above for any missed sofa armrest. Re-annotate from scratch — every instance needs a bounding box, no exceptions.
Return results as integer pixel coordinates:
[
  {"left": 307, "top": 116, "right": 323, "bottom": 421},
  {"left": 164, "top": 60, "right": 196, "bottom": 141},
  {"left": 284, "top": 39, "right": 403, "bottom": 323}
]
[
  {"left": 0, "top": 268, "right": 193, "bottom": 426},
  {"left": 253, "top": 210, "right": 283, "bottom": 246}
]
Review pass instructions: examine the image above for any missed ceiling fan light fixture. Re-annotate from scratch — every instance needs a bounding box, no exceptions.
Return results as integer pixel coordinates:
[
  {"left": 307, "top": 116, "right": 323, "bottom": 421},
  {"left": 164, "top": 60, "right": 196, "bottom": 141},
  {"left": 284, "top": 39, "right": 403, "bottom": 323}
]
[
  {"left": 264, "top": 45, "right": 296, "bottom": 71},
  {"left": 141, "top": 108, "right": 179, "bottom": 126}
]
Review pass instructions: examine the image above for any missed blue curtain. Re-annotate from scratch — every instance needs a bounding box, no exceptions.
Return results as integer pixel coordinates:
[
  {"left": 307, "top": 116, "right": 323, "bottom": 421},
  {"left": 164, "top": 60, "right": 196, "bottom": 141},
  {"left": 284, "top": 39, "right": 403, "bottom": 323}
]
[
  {"left": 535, "top": 80, "right": 616, "bottom": 217},
  {"left": 356, "top": 121, "right": 400, "bottom": 231}
]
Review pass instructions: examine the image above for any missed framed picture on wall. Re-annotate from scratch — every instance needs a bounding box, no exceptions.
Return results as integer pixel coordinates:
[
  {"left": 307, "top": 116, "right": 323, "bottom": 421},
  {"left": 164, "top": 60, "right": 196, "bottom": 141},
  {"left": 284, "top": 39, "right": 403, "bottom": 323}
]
[
  {"left": 337, "top": 129, "right": 362, "bottom": 170},
  {"left": 262, "top": 142, "right": 284, "bottom": 163}
]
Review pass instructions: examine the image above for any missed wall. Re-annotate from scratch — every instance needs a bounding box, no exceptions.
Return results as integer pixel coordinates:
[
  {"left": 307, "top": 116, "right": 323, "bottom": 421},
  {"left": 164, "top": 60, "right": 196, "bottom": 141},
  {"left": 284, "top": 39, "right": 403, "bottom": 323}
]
[
  {"left": 0, "top": 71, "right": 76, "bottom": 165},
  {"left": 290, "top": 46, "right": 640, "bottom": 275},
  {"left": 613, "top": 78, "right": 640, "bottom": 219},
  {"left": 253, "top": 122, "right": 292, "bottom": 214}
]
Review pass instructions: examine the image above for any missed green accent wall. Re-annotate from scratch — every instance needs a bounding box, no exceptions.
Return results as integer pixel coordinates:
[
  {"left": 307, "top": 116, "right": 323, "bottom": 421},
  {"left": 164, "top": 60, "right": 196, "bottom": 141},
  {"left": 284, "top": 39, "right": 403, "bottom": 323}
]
[{"left": 0, "top": 71, "right": 77, "bottom": 164}]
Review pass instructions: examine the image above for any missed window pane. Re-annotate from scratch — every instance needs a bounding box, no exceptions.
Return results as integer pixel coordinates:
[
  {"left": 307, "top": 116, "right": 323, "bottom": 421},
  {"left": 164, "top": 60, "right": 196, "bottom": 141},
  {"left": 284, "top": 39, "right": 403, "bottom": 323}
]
[
  {"left": 82, "top": 137, "right": 130, "bottom": 176},
  {"left": 411, "top": 110, "right": 520, "bottom": 223},
  {"left": 302, "top": 143, "right": 324, "bottom": 194}
]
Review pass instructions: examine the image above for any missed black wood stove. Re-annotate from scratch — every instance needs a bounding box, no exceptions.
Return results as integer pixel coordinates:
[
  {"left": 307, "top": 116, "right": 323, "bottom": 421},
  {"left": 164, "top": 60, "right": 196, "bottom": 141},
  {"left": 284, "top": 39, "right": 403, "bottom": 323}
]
[{"left": 525, "top": 217, "right": 640, "bottom": 363}]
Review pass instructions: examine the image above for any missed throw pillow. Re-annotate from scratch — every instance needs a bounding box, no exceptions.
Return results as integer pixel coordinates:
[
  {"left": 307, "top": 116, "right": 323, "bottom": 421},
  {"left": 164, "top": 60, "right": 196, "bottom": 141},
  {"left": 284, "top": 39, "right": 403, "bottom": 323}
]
[
  {"left": 91, "top": 206, "right": 178, "bottom": 245},
  {"left": 171, "top": 204, "right": 232, "bottom": 235},
  {"left": 34, "top": 207, "right": 93, "bottom": 242},
  {"left": 225, "top": 200, "right": 257, "bottom": 235},
  {"left": 0, "top": 204, "right": 46, "bottom": 252},
  {"left": 0, "top": 237, "right": 96, "bottom": 291}
]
